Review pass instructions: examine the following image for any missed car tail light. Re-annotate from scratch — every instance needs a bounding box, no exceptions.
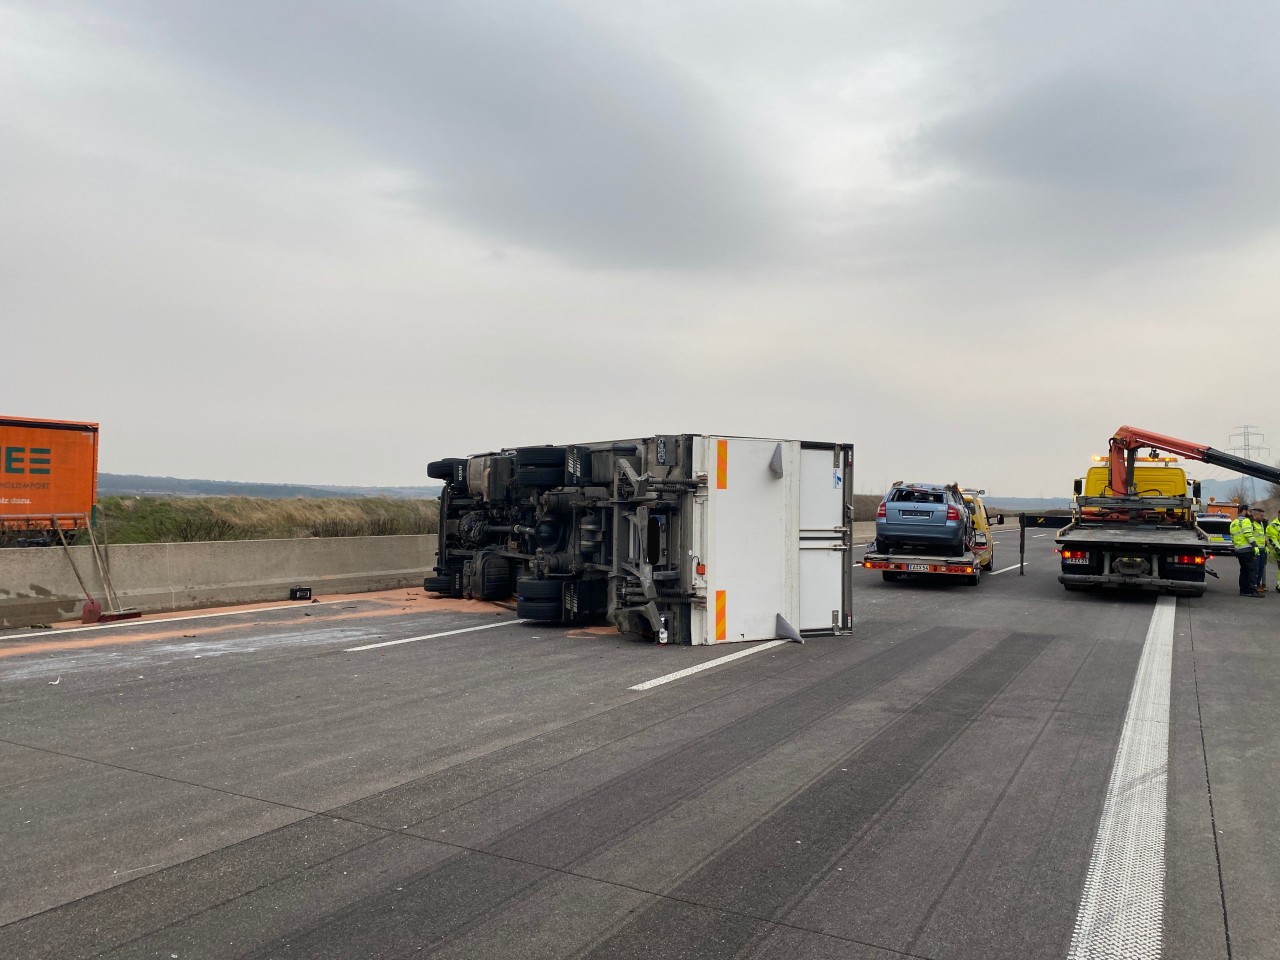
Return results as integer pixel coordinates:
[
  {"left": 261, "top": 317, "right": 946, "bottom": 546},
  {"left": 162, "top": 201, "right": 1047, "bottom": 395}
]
[
  {"left": 876, "top": 502, "right": 886, "bottom": 518},
  {"left": 946, "top": 505, "right": 960, "bottom": 521},
  {"left": 1173, "top": 554, "right": 1206, "bottom": 566}
]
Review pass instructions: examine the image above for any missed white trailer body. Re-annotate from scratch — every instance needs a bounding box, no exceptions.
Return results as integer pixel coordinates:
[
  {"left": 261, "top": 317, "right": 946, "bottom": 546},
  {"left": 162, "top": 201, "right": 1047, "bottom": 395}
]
[{"left": 688, "top": 437, "right": 852, "bottom": 644}]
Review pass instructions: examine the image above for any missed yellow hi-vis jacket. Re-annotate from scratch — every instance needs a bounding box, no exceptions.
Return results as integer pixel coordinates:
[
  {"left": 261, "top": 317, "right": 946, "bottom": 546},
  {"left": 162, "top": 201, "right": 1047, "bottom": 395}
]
[
  {"left": 1267, "top": 517, "right": 1280, "bottom": 557},
  {"left": 1230, "top": 516, "right": 1262, "bottom": 553}
]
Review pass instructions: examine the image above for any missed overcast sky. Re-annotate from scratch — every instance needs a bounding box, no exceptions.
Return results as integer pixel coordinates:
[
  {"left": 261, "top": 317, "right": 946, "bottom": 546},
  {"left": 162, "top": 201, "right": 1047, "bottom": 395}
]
[{"left": 4, "top": 1, "right": 1278, "bottom": 494}]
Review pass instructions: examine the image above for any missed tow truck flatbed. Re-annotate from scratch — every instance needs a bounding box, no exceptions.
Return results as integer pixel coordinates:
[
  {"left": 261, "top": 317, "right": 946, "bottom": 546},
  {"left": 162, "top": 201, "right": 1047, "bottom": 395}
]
[
  {"left": 1055, "top": 522, "right": 1208, "bottom": 596},
  {"left": 861, "top": 549, "right": 984, "bottom": 586}
]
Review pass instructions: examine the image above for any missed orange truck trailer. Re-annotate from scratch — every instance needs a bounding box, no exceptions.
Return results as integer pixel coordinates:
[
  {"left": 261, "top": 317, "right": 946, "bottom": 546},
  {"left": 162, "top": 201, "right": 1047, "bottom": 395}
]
[{"left": 0, "top": 416, "right": 99, "bottom": 532}]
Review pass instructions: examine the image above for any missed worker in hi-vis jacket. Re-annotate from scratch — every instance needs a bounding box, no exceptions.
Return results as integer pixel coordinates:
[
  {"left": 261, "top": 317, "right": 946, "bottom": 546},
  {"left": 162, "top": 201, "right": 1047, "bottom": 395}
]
[
  {"left": 1265, "top": 510, "right": 1280, "bottom": 593},
  {"left": 1229, "top": 507, "right": 1263, "bottom": 597},
  {"left": 1251, "top": 507, "right": 1269, "bottom": 595}
]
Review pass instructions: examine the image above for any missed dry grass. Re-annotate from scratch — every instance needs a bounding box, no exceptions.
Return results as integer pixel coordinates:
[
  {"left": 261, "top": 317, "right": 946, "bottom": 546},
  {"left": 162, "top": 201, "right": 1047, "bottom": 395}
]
[
  {"left": 98, "top": 496, "right": 439, "bottom": 544},
  {"left": 852, "top": 494, "right": 882, "bottom": 522}
]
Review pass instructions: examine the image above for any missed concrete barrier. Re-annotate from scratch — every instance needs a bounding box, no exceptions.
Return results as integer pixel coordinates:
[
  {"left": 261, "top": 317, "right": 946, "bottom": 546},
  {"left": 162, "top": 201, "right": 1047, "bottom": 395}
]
[{"left": 0, "top": 534, "right": 439, "bottom": 629}]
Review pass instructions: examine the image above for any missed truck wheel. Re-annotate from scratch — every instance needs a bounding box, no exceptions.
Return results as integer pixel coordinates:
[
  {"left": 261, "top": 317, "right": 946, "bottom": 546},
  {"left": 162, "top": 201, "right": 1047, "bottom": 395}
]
[
  {"left": 426, "top": 458, "right": 466, "bottom": 482},
  {"left": 516, "top": 598, "right": 562, "bottom": 621},
  {"left": 516, "top": 466, "right": 563, "bottom": 488},
  {"left": 423, "top": 574, "right": 457, "bottom": 596},
  {"left": 516, "top": 578, "right": 563, "bottom": 601},
  {"left": 881, "top": 571, "right": 901, "bottom": 582},
  {"left": 515, "top": 446, "right": 567, "bottom": 468},
  {"left": 965, "top": 574, "right": 980, "bottom": 586},
  {"left": 479, "top": 556, "right": 512, "bottom": 601},
  {"left": 1063, "top": 583, "right": 1087, "bottom": 592}
]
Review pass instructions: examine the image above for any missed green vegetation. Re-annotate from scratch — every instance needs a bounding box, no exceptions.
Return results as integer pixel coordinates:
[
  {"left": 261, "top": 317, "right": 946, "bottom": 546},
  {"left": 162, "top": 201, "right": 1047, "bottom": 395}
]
[{"left": 96, "top": 496, "right": 440, "bottom": 544}]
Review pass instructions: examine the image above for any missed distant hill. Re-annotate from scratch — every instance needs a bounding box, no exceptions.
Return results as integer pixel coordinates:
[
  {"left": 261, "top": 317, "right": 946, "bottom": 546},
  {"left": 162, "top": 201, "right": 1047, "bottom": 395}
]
[
  {"left": 99, "top": 473, "right": 441, "bottom": 500},
  {"left": 982, "top": 497, "right": 1073, "bottom": 513}
]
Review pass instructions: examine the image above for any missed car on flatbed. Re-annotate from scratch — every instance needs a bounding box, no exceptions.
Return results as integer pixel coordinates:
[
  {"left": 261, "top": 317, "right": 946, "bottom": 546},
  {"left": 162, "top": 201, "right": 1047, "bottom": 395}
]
[
  {"left": 862, "top": 486, "right": 999, "bottom": 587},
  {"left": 875, "top": 482, "right": 972, "bottom": 557}
]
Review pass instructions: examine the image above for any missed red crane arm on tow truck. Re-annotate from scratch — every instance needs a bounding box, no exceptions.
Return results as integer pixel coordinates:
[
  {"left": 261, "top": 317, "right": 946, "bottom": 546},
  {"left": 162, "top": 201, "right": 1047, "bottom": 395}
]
[{"left": 1107, "top": 425, "right": 1280, "bottom": 496}]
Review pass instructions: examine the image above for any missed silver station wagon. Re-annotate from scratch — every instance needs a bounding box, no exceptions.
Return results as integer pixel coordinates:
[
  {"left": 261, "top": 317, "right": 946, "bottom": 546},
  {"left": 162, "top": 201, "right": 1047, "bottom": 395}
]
[{"left": 875, "top": 482, "right": 973, "bottom": 556}]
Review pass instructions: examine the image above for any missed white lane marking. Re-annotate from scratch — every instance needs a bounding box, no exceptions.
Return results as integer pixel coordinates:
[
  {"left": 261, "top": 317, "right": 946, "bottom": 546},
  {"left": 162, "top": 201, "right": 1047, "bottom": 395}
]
[
  {"left": 1, "top": 599, "right": 360, "bottom": 640},
  {"left": 1068, "top": 595, "right": 1175, "bottom": 960},
  {"left": 1032, "top": 533, "right": 1048, "bottom": 538},
  {"left": 346, "top": 619, "right": 524, "bottom": 651},
  {"left": 989, "top": 564, "right": 1023, "bottom": 575},
  {"left": 629, "top": 640, "right": 789, "bottom": 691}
]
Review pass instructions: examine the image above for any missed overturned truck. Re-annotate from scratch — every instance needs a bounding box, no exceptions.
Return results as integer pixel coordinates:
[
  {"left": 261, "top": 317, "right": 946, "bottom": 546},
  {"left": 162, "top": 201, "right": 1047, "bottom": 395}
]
[{"left": 425, "top": 435, "right": 854, "bottom": 645}]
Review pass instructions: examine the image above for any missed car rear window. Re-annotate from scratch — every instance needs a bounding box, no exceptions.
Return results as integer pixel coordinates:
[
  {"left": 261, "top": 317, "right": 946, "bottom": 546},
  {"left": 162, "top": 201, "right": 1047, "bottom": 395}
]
[
  {"left": 889, "top": 488, "right": 944, "bottom": 504},
  {"left": 1198, "top": 517, "right": 1231, "bottom": 534}
]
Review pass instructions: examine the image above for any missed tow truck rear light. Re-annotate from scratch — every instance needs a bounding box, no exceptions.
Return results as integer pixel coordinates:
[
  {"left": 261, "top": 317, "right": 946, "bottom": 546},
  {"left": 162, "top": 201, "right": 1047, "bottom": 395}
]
[
  {"left": 1061, "top": 549, "right": 1088, "bottom": 560},
  {"left": 946, "top": 505, "right": 960, "bottom": 521},
  {"left": 876, "top": 502, "right": 886, "bottom": 518},
  {"left": 1172, "top": 554, "right": 1206, "bottom": 566}
]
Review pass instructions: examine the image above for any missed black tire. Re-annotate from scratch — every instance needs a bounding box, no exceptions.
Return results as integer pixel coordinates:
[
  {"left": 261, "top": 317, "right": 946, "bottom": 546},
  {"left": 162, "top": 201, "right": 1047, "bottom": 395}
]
[
  {"left": 480, "top": 556, "right": 512, "bottom": 601},
  {"left": 881, "top": 571, "right": 901, "bottom": 582},
  {"left": 427, "top": 458, "right": 466, "bottom": 482},
  {"left": 515, "top": 446, "right": 567, "bottom": 468},
  {"left": 1063, "top": 583, "right": 1088, "bottom": 592},
  {"left": 517, "top": 578, "right": 563, "bottom": 601},
  {"left": 516, "top": 466, "right": 563, "bottom": 488},
  {"left": 423, "top": 574, "right": 456, "bottom": 595},
  {"left": 964, "top": 574, "right": 980, "bottom": 586},
  {"left": 516, "top": 598, "right": 562, "bottom": 621}
]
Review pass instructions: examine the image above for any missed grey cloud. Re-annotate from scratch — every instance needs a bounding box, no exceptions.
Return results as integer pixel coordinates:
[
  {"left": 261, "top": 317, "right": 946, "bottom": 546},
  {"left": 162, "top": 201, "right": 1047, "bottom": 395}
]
[
  {"left": 924, "top": 78, "right": 1235, "bottom": 198},
  {"left": 882, "top": 2, "right": 1280, "bottom": 270},
  {"left": 139, "top": 0, "right": 780, "bottom": 270}
]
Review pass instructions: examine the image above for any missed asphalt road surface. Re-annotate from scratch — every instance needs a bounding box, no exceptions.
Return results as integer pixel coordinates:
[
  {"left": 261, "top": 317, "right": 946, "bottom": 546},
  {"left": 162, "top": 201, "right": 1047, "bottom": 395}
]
[{"left": 1, "top": 531, "right": 1275, "bottom": 959}]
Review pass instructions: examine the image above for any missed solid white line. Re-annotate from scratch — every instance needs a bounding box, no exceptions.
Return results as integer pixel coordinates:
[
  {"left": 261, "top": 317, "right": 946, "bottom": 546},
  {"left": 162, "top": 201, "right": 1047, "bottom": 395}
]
[
  {"left": 629, "top": 640, "right": 789, "bottom": 690},
  {"left": 1032, "top": 533, "right": 1048, "bottom": 538},
  {"left": 989, "top": 564, "right": 1023, "bottom": 575},
  {"left": 1068, "top": 595, "right": 1175, "bottom": 959},
  {"left": 346, "top": 619, "right": 524, "bottom": 651}
]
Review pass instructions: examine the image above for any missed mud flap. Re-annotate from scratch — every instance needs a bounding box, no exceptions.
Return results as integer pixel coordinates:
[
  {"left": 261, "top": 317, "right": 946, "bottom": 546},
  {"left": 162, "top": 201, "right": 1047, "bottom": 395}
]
[{"left": 775, "top": 613, "right": 804, "bottom": 644}]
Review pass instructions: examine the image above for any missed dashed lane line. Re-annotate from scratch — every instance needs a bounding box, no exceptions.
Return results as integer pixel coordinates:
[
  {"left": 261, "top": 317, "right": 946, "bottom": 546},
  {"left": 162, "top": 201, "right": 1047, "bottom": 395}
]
[
  {"left": 345, "top": 619, "right": 525, "bottom": 651},
  {"left": 628, "top": 640, "right": 789, "bottom": 691}
]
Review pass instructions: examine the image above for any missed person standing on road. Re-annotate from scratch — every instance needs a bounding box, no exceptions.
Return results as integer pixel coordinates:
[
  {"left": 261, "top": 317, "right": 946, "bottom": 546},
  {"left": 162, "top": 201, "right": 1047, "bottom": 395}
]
[
  {"left": 1229, "top": 506, "right": 1262, "bottom": 598},
  {"left": 1251, "top": 507, "right": 1269, "bottom": 596},
  {"left": 1266, "top": 510, "right": 1280, "bottom": 593}
]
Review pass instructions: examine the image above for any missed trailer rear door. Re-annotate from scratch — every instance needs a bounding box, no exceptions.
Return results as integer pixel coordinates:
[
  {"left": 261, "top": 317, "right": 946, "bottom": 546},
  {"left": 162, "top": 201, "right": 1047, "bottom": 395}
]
[
  {"left": 701, "top": 437, "right": 793, "bottom": 642},
  {"left": 798, "top": 444, "right": 852, "bottom": 632}
]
